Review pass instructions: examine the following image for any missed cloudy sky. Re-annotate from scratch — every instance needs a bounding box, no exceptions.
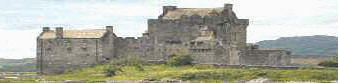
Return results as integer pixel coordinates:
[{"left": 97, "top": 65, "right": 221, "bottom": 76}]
[{"left": 0, "top": 0, "right": 337, "bottom": 59}]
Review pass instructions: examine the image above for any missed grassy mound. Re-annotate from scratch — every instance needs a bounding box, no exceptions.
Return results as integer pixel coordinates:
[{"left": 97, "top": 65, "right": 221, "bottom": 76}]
[{"left": 25, "top": 64, "right": 338, "bottom": 81}]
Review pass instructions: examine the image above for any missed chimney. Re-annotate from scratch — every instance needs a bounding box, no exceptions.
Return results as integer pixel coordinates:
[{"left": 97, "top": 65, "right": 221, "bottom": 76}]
[
  {"left": 55, "top": 27, "right": 63, "bottom": 38},
  {"left": 224, "top": 4, "right": 233, "bottom": 16},
  {"left": 225, "top": 4, "right": 233, "bottom": 10},
  {"left": 106, "top": 26, "right": 113, "bottom": 32},
  {"left": 42, "top": 27, "right": 50, "bottom": 32},
  {"left": 163, "top": 6, "right": 177, "bottom": 15}
]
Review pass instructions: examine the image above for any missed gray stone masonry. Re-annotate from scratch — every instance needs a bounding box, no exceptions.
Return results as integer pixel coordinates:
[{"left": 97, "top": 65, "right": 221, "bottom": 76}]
[{"left": 37, "top": 4, "right": 291, "bottom": 74}]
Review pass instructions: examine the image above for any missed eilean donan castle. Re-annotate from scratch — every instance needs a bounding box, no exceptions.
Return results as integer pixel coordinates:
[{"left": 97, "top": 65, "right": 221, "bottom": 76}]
[{"left": 37, "top": 4, "right": 290, "bottom": 74}]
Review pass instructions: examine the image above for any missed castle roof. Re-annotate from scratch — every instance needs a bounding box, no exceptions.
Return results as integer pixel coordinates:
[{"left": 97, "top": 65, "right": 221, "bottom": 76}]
[
  {"left": 162, "top": 8, "right": 224, "bottom": 19},
  {"left": 39, "top": 29, "right": 107, "bottom": 39}
]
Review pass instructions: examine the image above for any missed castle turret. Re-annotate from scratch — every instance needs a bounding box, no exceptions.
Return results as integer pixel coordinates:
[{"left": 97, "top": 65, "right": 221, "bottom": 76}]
[{"left": 55, "top": 27, "right": 63, "bottom": 39}]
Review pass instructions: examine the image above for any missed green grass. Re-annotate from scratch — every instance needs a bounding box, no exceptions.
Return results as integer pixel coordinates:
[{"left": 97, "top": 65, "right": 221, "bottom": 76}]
[{"left": 22, "top": 64, "right": 338, "bottom": 81}]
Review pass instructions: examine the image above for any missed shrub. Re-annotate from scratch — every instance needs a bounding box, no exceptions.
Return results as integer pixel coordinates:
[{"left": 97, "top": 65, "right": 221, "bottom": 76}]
[
  {"left": 334, "top": 54, "right": 338, "bottom": 62},
  {"left": 168, "top": 54, "right": 193, "bottom": 66},
  {"left": 318, "top": 60, "right": 338, "bottom": 67},
  {"left": 318, "top": 54, "right": 338, "bottom": 67},
  {"left": 103, "top": 65, "right": 123, "bottom": 77},
  {"left": 104, "top": 56, "right": 145, "bottom": 77}
]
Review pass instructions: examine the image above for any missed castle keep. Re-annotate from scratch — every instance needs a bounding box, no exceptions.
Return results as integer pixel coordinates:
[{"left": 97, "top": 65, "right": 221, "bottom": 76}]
[{"left": 37, "top": 4, "right": 290, "bottom": 74}]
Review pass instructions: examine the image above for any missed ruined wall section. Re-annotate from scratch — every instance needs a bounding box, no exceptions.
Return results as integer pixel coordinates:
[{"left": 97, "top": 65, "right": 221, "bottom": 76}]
[
  {"left": 115, "top": 37, "right": 141, "bottom": 57},
  {"left": 239, "top": 49, "right": 290, "bottom": 66},
  {"left": 114, "top": 36, "right": 157, "bottom": 61},
  {"left": 290, "top": 55, "right": 333, "bottom": 65}
]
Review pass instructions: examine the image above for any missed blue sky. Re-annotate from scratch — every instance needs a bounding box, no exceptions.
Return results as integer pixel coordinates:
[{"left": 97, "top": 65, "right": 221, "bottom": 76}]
[{"left": 0, "top": 0, "right": 337, "bottom": 59}]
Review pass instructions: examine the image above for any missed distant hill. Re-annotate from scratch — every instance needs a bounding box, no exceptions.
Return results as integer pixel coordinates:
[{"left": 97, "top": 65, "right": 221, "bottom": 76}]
[
  {"left": 0, "top": 58, "right": 36, "bottom": 72},
  {"left": 256, "top": 35, "right": 338, "bottom": 56}
]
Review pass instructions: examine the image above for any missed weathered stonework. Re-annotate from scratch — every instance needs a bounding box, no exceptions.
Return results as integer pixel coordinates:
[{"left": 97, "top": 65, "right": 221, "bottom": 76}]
[
  {"left": 37, "top": 4, "right": 291, "bottom": 74},
  {"left": 37, "top": 26, "right": 117, "bottom": 74}
]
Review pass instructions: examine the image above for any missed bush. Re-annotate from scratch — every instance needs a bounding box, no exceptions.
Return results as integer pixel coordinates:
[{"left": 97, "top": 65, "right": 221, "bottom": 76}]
[
  {"left": 168, "top": 54, "right": 193, "bottom": 66},
  {"left": 103, "top": 65, "right": 123, "bottom": 77},
  {"left": 318, "top": 60, "right": 338, "bottom": 67},
  {"left": 318, "top": 54, "right": 338, "bottom": 67},
  {"left": 104, "top": 56, "right": 145, "bottom": 77}
]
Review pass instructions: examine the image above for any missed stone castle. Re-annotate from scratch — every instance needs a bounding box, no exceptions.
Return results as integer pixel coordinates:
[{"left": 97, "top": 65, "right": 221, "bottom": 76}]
[{"left": 37, "top": 4, "right": 290, "bottom": 74}]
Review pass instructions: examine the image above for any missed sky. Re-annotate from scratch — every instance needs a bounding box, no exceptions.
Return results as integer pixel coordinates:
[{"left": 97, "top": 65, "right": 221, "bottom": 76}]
[{"left": 0, "top": 0, "right": 337, "bottom": 59}]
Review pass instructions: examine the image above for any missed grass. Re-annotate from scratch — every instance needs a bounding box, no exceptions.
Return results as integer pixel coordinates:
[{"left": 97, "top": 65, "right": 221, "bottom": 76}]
[{"left": 18, "top": 64, "right": 338, "bottom": 81}]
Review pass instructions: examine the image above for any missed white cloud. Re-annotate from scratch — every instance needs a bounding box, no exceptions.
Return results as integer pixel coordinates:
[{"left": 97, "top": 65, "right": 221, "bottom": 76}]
[{"left": 0, "top": 28, "right": 40, "bottom": 59}]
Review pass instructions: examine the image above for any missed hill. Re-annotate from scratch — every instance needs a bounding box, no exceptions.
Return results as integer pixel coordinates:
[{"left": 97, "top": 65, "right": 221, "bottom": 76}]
[
  {"left": 256, "top": 35, "right": 338, "bottom": 56},
  {"left": 0, "top": 58, "right": 36, "bottom": 72}
]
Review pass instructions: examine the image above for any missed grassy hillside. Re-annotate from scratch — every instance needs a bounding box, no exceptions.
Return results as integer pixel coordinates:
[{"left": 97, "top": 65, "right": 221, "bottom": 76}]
[
  {"left": 22, "top": 64, "right": 338, "bottom": 81},
  {"left": 257, "top": 35, "right": 338, "bottom": 56}
]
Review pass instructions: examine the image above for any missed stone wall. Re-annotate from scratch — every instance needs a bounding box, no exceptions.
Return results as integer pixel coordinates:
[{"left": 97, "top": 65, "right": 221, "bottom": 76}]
[
  {"left": 37, "top": 4, "right": 292, "bottom": 74},
  {"left": 38, "top": 38, "right": 102, "bottom": 74},
  {"left": 37, "top": 27, "right": 117, "bottom": 74},
  {"left": 290, "top": 55, "right": 333, "bottom": 65},
  {"left": 240, "top": 49, "right": 290, "bottom": 66}
]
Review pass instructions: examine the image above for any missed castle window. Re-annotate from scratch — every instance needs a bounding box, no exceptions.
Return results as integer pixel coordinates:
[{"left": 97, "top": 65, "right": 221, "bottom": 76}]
[
  {"left": 80, "top": 40, "right": 87, "bottom": 49},
  {"left": 48, "top": 40, "right": 53, "bottom": 43},
  {"left": 199, "top": 25, "right": 203, "bottom": 28},
  {"left": 82, "top": 47, "right": 87, "bottom": 51},
  {"left": 234, "top": 33, "right": 237, "bottom": 41},
  {"left": 64, "top": 40, "right": 70, "bottom": 43},
  {"left": 67, "top": 47, "right": 72, "bottom": 53},
  {"left": 165, "top": 40, "right": 182, "bottom": 44},
  {"left": 46, "top": 48, "right": 52, "bottom": 51},
  {"left": 190, "top": 42, "right": 195, "bottom": 45},
  {"left": 223, "top": 27, "right": 227, "bottom": 33},
  {"left": 197, "top": 42, "right": 203, "bottom": 45},
  {"left": 81, "top": 40, "right": 87, "bottom": 43},
  {"left": 64, "top": 40, "right": 71, "bottom": 47}
]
